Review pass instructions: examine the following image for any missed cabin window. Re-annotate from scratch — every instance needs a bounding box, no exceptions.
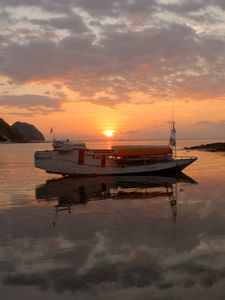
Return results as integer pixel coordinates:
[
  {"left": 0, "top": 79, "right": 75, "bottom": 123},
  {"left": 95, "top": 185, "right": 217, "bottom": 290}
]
[
  {"left": 92, "top": 156, "right": 101, "bottom": 160},
  {"left": 78, "top": 150, "right": 85, "bottom": 164},
  {"left": 101, "top": 156, "right": 106, "bottom": 167}
]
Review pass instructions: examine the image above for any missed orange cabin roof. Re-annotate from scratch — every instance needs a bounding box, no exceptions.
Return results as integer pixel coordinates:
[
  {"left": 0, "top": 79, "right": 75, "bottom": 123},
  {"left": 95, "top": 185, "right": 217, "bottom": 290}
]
[{"left": 112, "top": 145, "right": 172, "bottom": 157}]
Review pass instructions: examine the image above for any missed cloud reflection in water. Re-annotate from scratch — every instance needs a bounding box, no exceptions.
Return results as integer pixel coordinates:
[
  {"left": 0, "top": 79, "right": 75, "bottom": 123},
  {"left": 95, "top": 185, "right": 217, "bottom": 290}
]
[{"left": 1, "top": 174, "right": 225, "bottom": 299}]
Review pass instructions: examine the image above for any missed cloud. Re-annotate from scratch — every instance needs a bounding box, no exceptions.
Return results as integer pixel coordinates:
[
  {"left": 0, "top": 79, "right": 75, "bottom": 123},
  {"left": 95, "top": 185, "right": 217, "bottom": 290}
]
[
  {"left": 30, "top": 13, "right": 90, "bottom": 34},
  {"left": 0, "top": 94, "right": 64, "bottom": 114},
  {"left": 0, "top": 0, "right": 158, "bottom": 18},
  {"left": 75, "top": 0, "right": 158, "bottom": 18},
  {"left": 164, "top": 0, "right": 225, "bottom": 14},
  {"left": 83, "top": 96, "right": 129, "bottom": 108},
  {"left": 0, "top": 0, "right": 77, "bottom": 14},
  {"left": 2, "top": 244, "right": 163, "bottom": 293},
  {"left": 0, "top": 0, "right": 224, "bottom": 109},
  {"left": 8, "top": 112, "right": 35, "bottom": 117},
  {"left": 1, "top": 177, "right": 225, "bottom": 299},
  {"left": 0, "top": 25, "right": 224, "bottom": 108},
  {"left": 3, "top": 238, "right": 225, "bottom": 298},
  {"left": 0, "top": 35, "right": 99, "bottom": 82},
  {"left": 197, "top": 120, "right": 225, "bottom": 128}
]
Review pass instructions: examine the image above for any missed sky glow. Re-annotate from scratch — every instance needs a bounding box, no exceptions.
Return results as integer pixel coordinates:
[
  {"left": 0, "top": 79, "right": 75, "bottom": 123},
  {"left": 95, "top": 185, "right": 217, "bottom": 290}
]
[{"left": 0, "top": 0, "right": 225, "bottom": 139}]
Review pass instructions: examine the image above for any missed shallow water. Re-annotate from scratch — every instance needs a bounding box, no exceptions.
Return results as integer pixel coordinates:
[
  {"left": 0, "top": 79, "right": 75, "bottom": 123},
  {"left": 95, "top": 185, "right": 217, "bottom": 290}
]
[{"left": 1, "top": 140, "right": 225, "bottom": 300}]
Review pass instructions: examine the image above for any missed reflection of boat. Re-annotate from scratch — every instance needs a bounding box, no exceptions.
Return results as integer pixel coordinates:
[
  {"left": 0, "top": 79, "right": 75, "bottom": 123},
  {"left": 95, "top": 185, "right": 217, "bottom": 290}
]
[
  {"left": 34, "top": 123, "right": 197, "bottom": 176},
  {"left": 36, "top": 174, "right": 197, "bottom": 224}
]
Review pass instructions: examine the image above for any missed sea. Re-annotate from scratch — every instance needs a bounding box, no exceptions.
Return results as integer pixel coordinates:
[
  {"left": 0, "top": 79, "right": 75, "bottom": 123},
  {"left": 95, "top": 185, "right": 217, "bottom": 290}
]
[{"left": 1, "top": 139, "right": 225, "bottom": 300}]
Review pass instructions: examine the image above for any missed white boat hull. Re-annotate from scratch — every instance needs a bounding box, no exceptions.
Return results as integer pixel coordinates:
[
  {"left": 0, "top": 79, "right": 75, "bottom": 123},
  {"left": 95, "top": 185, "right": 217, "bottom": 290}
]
[{"left": 35, "top": 152, "right": 197, "bottom": 176}]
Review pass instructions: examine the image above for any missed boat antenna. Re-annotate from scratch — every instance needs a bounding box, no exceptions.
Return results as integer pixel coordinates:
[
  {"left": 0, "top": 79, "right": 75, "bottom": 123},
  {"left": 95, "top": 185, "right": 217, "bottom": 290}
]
[{"left": 169, "top": 102, "right": 177, "bottom": 157}]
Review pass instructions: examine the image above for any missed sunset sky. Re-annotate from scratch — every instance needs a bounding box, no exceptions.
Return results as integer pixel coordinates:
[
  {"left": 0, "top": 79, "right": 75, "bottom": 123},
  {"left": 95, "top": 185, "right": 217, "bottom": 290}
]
[{"left": 0, "top": 0, "right": 225, "bottom": 140}]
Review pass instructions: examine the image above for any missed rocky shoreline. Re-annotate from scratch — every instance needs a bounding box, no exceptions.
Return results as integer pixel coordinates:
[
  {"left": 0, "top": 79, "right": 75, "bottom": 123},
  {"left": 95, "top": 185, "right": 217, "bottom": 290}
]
[{"left": 185, "top": 143, "right": 225, "bottom": 152}]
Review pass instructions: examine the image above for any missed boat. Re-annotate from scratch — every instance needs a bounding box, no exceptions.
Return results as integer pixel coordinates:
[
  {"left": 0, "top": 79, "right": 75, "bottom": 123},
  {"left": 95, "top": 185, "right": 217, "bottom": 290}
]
[{"left": 34, "top": 123, "right": 197, "bottom": 176}]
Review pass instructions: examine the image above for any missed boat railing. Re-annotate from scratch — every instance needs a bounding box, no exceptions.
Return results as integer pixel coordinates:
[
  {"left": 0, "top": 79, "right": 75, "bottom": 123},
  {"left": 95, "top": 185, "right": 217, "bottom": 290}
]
[
  {"left": 115, "top": 155, "right": 173, "bottom": 167},
  {"left": 173, "top": 155, "right": 197, "bottom": 160}
]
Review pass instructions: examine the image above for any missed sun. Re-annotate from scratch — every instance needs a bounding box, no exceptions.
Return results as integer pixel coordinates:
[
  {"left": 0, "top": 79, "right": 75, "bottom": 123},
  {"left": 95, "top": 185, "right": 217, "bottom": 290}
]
[{"left": 103, "top": 129, "right": 115, "bottom": 137}]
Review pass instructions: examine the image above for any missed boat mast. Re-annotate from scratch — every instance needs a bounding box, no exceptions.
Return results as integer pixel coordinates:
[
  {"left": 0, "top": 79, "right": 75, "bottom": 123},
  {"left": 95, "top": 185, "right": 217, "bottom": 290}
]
[{"left": 169, "top": 121, "right": 176, "bottom": 157}]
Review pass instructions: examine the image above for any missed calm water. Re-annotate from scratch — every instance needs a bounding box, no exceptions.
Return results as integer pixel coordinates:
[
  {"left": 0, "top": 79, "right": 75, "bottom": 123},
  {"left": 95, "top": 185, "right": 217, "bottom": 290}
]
[{"left": 1, "top": 140, "right": 225, "bottom": 300}]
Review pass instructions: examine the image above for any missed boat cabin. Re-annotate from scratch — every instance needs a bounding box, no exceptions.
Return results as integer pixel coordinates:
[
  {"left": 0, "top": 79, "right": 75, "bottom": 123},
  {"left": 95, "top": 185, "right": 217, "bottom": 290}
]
[{"left": 50, "top": 141, "right": 173, "bottom": 168}]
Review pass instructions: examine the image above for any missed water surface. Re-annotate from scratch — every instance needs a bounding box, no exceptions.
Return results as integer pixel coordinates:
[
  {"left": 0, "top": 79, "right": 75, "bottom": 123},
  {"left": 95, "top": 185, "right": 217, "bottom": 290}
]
[{"left": 1, "top": 140, "right": 225, "bottom": 299}]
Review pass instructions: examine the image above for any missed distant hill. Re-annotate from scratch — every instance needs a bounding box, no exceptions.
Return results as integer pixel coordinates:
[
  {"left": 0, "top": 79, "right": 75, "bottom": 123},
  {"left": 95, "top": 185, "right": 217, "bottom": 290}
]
[
  {"left": 0, "top": 118, "right": 45, "bottom": 142},
  {"left": 12, "top": 121, "right": 45, "bottom": 142},
  {"left": 0, "top": 118, "right": 23, "bottom": 142}
]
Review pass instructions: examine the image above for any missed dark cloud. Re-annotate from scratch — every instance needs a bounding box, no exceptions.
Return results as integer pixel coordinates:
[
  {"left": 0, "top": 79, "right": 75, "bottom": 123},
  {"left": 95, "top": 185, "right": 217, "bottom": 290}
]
[
  {"left": 1, "top": 0, "right": 224, "bottom": 18},
  {"left": 3, "top": 258, "right": 161, "bottom": 294},
  {"left": 0, "top": 34, "right": 10, "bottom": 46},
  {"left": 0, "top": 10, "right": 12, "bottom": 24},
  {"left": 0, "top": 0, "right": 224, "bottom": 108},
  {"left": 3, "top": 240, "right": 225, "bottom": 297},
  {"left": 75, "top": 0, "right": 158, "bottom": 18},
  {"left": 0, "top": 35, "right": 100, "bottom": 82},
  {"left": 8, "top": 112, "right": 35, "bottom": 117},
  {"left": 84, "top": 96, "right": 128, "bottom": 108},
  {"left": 0, "top": 0, "right": 77, "bottom": 14},
  {"left": 164, "top": 0, "right": 225, "bottom": 14},
  {"left": 164, "top": 1, "right": 205, "bottom": 14},
  {"left": 0, "top": 40, "right": 62, "bottom": 81},
  {"left": 0, "top": 0, "right": 158, "bottom": 17},
  {"left": 0, "top": 20, "right": 225, "bottom": 107},
  {"left": 30, "top": 13, "right": 89, "bottom": 34},
  {"left": 101, "top": 23, "right": 197, "bottom": 65},
  {"left": 215, "top": 0, "right": 225, "bottom": 10},
  {"left": 0, "top": 94, "right": 64, "bottom": 114}
]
